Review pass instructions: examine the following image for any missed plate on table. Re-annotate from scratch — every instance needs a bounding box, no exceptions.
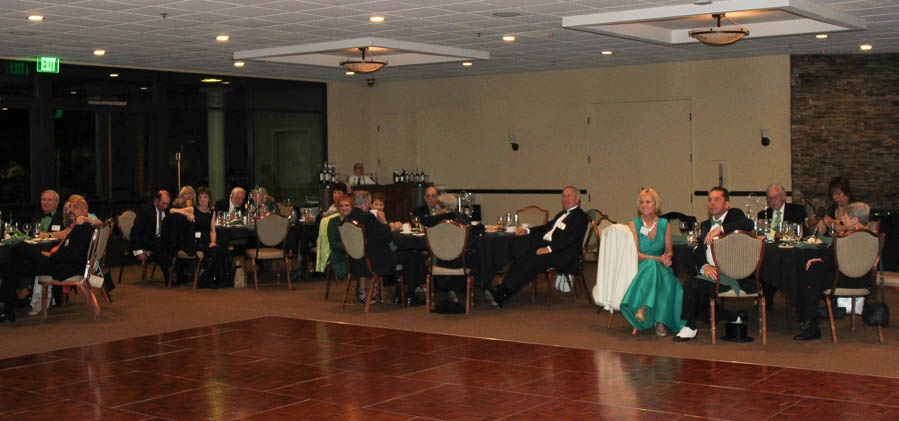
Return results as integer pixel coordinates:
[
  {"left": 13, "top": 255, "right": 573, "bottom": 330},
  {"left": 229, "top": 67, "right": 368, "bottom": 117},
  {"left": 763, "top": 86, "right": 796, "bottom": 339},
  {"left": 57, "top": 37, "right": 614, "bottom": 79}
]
[
  {"left": 411, "top": 232, "right": 425, "bottom": 237},
  {"left": 777, "top": 243, "right": 794, "bottom": 249},
  {"left": 25, "top": 238, "right": 58, "bottom": 245}
]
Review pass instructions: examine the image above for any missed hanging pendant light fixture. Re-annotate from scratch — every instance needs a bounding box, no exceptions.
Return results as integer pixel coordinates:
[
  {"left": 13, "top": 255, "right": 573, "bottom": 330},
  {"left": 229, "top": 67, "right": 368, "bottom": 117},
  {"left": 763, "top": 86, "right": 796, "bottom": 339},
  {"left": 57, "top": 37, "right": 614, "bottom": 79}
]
[
  {"left": 689, "top": 13, "right": 749, "bottom": 46},
  {"left": 340, "top": 47, "right": 387, "bottom": 73}
]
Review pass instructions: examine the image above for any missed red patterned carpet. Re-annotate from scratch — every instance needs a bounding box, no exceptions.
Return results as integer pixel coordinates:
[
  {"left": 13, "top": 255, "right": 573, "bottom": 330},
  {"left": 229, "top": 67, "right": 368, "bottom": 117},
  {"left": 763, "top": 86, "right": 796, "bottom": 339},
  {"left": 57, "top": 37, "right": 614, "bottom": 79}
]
[{"left": 1, "top": 316, "right": 898, "bottom": 420}]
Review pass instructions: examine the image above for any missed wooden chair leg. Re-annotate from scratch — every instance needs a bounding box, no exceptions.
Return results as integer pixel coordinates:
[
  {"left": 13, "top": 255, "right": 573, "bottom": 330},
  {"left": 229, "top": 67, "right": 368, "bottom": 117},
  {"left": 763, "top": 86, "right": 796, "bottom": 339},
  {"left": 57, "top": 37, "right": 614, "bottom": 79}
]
[
  {"left": 531, "top": 278, "right": 537, "bottom": 303},
  {"left": 80, "top": 283, "right": 101, "bottom": 318},
  {"left": 149, "top": 264, "right": 157, "bottom": 281},
  {"left": 342, "top": 275, "right": 353, "bottom": 308},
  {"left": 607, "top": 310, "right": 615, "bottom": 328},
  {"left": 364, "top": 276, "right": 376, "bottom": 313},
  {"left": 878, "top": 326, "right": 884, "bottom": 343},
  {"left": 825, "top": 296, "right": 838, "bottom": 343},
  {"left": 285, "top": 257, "right": 292, "bottom": 290},
  {"left": 324, "top": 265, "right": 333, "bottom": 299},
  {"left": 710, "top": 298, "right": 717, "bottom": 345},
  {"left": 849, "top": 298, "right": 856, "bottom": 332},
  {"left": 252, "top": 259, "right": 260, "bottom": 291},
  {"left": 579, "top": 271, "right": 595, "bottom": 306},
  {"left": 425, "top": 273, "right": 431, "bottom": 311},
  {"left": 378, "top": 276, "right": 384, "bottom": 304},
  {"left": 192, "top": 256, "right": 202, "bottom": 290},
  {"left": 118, "top": 264, "right": 125, "bottom": 284},
  {"left": 760, "top": 298, "right": 767, "bottom": 345},
  {"left": 100, "top": 287, "right": 112, "bottom": 304},
  {"left": 465, "top": 276, "right": 472, "bottom": 314},
  {"left": 40, "top": 285, "right": 50, "bottom": 322},
  {"left": 141, "top": 262, "right": 148, "bottom": 280}
]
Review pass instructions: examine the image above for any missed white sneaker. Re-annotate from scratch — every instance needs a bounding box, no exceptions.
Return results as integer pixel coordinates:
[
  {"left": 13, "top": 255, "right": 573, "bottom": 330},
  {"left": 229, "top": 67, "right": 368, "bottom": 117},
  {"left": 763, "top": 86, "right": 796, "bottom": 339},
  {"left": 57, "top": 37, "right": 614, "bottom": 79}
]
[
  {"left": 673, "top": 326, "right": 698, "bottom": 342},
  {"left": 28, "top": 302, "right": 42, "bottom": 316}
]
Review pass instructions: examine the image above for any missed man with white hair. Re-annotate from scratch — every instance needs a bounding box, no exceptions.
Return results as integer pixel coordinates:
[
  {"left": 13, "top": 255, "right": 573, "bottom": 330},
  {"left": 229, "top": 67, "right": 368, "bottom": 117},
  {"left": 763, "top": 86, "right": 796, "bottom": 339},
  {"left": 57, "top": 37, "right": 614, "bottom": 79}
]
[
  {"left": 36, "top": 189, "right": 64, "bottom": 233},
  {"left": 757, "top": 183, "right": 807, "bottom": 230},
  {"left": 485, "top": 186, "right": 589, "bottom": 309},
  {"left": 215, "top": 187, "right": 247, "bottom": 214}
]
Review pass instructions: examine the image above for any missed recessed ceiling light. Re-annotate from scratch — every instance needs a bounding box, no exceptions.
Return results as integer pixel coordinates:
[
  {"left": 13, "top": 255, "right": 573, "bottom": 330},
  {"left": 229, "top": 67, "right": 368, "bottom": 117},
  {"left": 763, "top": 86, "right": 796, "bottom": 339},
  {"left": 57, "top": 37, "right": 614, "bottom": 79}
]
[
  {"left": 601, "top": 50, "right": 613, "bottom": 55},
  {"left": 345, "top": 71, "right": 355, "bottom": 76},
  {"left": 93, "top": 49, "right": 105, "bottom": 56},
  {"left": 69, "top": 91, "right": 77, "bottom": 95},
  {"left": 216, "top": 34, "right": 229, "bottom": 42},
  {"left": 860, "top": 44, "right": 872, "bottom": 51},
  {"left": 461, "top": 62, "right": 472, "bottom": 67},
  {"left": 233, "top": 60, "right": 245, "bottom": 67},
  {"left": 369, "top": 16, "right": 385, "bottom": 23},
  {"left": 493, "top": 12, "right": 520, "bottom": 18},
  {"left": 140, "top": 86, "right": 148, "bottom": 91},
  {"left": 222, "top": 81, "right": 231, "bottom": 85},
  {"left": 815, "top": 34, "right": 828, "bottom": 39},
  {"left": 201, "top": 78, "right": 222, "bottom": 83},
  {"left": 109, "top": 73, "right": 119, "bottom": 78},
  {"left": 27, "top": 15, "right": 43, "bottom": 22},
  {"left": 502, "top": 35, "right": 515, "bottom": 42}
]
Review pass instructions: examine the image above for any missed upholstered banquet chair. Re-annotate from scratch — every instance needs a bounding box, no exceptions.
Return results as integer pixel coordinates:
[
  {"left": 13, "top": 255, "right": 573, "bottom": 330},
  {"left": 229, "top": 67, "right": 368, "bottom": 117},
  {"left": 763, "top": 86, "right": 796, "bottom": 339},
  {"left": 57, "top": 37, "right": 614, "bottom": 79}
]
[
  {"left": 337, "top": 220, "right": 382, "bottom": 313},
  {"left": 516, "top": 205, "right": 549, "bottom": 227},
  {"left": 38, "top": 224, "right": 104, "bottom": 322},
  {"left": 825, "top": 229, "right": 885, "bottom": 343},
  {"left": 425, "top": 220, "right": 474, "bottom": 313},
  {"left": 593, "top": 224, "right": 638, "bottom": 327},
  {"left": 710, "top": 231, "right": 766, "bottom": 344},
  {"left": 116, "top": 210, "right": 158, "bottom": 284},
  {"left": 245, "top": 213, "right": 292, "bottom": 290},
  {"left": 536, "top": 221, "right": 597, "bottom": 306}
]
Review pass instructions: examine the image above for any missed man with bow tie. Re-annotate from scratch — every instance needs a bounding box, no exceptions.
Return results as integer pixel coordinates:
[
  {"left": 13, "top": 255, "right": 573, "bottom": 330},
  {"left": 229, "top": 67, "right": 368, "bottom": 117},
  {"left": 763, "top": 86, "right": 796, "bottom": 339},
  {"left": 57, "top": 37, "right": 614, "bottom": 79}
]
[
  {"left": 674, "top": 186, "right": 755, "bottom": 341},
  {"left": 131, "top": 190, "right": 172, "bottom": 284},
  {"left": 36, "top": 190, "right": 64, "bottom": 234},
  {"left": 485, "top": 186, "right": 589, "bottom": 309}
]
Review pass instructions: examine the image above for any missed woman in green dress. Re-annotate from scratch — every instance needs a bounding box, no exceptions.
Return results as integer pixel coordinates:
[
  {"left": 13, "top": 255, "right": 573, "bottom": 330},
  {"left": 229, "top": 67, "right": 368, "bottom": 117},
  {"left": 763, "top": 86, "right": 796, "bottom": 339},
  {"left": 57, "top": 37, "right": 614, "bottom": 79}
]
[{"left": 619, "top": 188, "right": 686, "bottom": 336}]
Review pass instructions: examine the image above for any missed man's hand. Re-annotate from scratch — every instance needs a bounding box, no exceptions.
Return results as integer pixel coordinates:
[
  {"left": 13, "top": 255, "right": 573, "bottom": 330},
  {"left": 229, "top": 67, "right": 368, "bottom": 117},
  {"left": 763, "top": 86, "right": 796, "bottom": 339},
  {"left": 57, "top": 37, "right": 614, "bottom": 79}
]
[
  {"left": 209, "top": 241, "right": 217, "bottom": 248},
  {"left": 376, "top": 210, "right": 387, "bottom": 224},
  {"left": 389, "top": 222, "right": 403, "bottom": 232},
  {"left": 76, "top": 215, "right": 88, "bottom": 225},
  {"left": 536, "top": 247, "right": 551, "bottom": 255},
  {"left": 805, "top": 258, "right": 823, "bottom": 271},
  {"left": 515, "top": 228, "right": 528, "bottom": 236},
  {"left": 702, "top": 264, "right": 719, "bottom": 281},
  {"left": 704, "top": 226, "right": 723, "bottom": 245},
  {"left": 304, "top": 214, "right": 315, "bottom": 223}
]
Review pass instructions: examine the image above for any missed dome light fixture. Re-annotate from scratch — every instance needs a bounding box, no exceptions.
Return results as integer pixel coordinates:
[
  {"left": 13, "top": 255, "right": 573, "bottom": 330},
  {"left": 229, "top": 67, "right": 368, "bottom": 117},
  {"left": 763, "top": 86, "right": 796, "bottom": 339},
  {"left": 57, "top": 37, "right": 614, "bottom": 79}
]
[
  {"left": 689, "top": 14, "right": 749, "bottom": 46},
  {"left": 340, "top": 47, "right": 387, "bottom": 73}
]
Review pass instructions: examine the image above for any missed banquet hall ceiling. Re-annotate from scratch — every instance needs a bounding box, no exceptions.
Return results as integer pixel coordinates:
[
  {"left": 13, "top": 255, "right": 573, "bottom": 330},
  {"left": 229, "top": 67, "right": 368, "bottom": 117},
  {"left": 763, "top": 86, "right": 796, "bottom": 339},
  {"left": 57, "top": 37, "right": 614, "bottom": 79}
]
[{"left": 1, "top": 0, "right": 895, "bottom": 82}]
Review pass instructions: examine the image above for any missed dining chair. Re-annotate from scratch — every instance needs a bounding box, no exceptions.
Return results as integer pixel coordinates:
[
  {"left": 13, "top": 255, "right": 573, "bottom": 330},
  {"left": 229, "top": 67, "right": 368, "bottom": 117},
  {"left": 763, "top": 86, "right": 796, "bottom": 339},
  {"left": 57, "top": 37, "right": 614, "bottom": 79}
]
[
  {"left": 516, "top": 205, "right": 549, "bottom": 227},
  {"left": 116, "top": 210, "right": 158, "bottom": 284},
  {"left": 425, "top": 220, "right": 474, "bottom": 313},
  {"left": 90, "top": 220, "right": 114, "bottom": 304},
  {"left": 337, "top": 220, "right": 382, "bottom": 313},
  {"left": 170, "top": 250, "right": 204, "bottom": 289},
  {"left": 710, "top": 230, "right": 767, "bottom": 345},
  {"left": 584, "top": 210, "right": 615, "bottom": 263},
  {"left": 38, "top": 224, "right": 104, "bottom": 322},
  {"left": 824, "top": 229, "right": 885, "bottom": 343},
  {"left": 536, "top": 221, "right": 597, "bottom": 306},
  {"left": 599, "top": 224, "right": 638, "bottom": 328},
  {"left": 245, "top": 213, "right": 292, "bottom": 290}
]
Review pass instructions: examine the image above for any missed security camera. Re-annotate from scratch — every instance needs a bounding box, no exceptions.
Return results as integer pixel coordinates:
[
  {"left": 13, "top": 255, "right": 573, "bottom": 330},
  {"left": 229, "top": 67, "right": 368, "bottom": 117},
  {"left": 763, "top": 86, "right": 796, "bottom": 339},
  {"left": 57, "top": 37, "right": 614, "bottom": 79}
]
[
  {"left": 366, "top": 78, "right": 375, "bottom": 87},
  {"left": 508, "top": 134, "right": 519, "bottom": 151},
  {"left": 760, "top": 129, "right": 771, "bottom": 147}
]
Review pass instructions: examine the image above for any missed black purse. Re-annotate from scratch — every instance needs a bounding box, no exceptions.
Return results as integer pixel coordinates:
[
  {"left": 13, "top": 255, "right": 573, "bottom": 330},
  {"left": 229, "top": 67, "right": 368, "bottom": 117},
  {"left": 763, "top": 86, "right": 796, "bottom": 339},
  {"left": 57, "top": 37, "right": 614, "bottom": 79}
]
[{"left": 862, "top": 240, "right": 889, "bottom": 327}]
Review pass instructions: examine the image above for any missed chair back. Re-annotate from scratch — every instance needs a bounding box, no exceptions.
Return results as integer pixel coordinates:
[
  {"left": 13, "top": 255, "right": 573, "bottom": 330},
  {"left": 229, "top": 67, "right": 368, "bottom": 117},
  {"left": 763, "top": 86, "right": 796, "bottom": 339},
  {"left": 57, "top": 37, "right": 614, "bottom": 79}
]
[
  {"left": 79, "top": 226, "right": 103, "bottom": 281},
  {"left": 834, "top": 229, "right": 882, "bottom": 278},
  {"left": 580, "top": 221, "right": 597, "bottom": 259},
  {"left": 593, "top": 210, "right": 616, "bottom": 232},
  {"left": 426, "top": 220, "right": 467, "bottom": 262},
  {"left": 92, "top": 221, "right": 113, "bottom": 273},
  {"left": 117, "top": 210, "right": 136, "bottom": 241},
  {"left": 711, "top": 231, "right": 765, "bottom": 280},
  {"left": 255, "top": 213, "right": 290, "bottom": 247},
  {"left": 516, "top": 205, "right": 548, "bottom": 227},
  {"left": 337, "top": 220, "right": 366, "bottom": 260}
]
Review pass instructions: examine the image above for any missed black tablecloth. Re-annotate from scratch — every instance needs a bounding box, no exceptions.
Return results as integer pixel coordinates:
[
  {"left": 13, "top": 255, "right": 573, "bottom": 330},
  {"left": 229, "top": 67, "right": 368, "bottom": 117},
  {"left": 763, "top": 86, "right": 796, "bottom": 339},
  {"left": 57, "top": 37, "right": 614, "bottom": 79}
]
[
  {"left": 672, "top": 242, "right": 829, "bottom": 302},
  {"left": 393, "top": 231, "right": 533, "bottom": 288}
]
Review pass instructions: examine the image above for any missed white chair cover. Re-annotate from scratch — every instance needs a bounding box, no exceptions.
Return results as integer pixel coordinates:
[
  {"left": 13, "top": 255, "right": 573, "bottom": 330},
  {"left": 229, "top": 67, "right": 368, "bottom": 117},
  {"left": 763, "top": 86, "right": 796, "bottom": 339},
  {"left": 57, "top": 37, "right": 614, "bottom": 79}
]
[{"left": 592, "top": 223, "right": 638, "bottom": 311}]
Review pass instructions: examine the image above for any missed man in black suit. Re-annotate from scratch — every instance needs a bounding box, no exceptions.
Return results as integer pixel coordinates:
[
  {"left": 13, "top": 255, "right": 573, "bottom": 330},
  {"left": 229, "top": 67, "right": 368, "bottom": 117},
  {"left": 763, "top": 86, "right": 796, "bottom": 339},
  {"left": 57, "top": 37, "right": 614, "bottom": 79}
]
[
  {"left": 345, "top": 190, "right": 425, "bottom": 305},
  {"left": 411, "top": 186, "right": 439, "bottom": 222},
  {"left": 0, "top": 196, "right": 95, "bottom": 322},
  {"left": 485, "top": 186, "right": 589, "bottom": 309},
  {"left": 131, "top": 190, "right": 172, "bottom": 284},
  {"left": 757, "top": 183, "right": 808, "bottom": 309},
  {"left": 214, "top": 187, "right": 247, "bottom": 214},
  {"left": 674, "top": 186, "right": 755, "bottom": 341},
  {"left": 36, "top": 189, "right": 64, "bottom": 234}
]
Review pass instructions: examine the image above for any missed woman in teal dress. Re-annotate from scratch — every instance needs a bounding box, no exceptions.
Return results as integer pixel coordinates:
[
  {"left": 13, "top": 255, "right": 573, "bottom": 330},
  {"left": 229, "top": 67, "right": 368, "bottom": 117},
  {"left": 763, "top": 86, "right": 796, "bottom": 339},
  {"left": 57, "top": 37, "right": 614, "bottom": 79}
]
[{"left": 619, "top": 188, "right": 686, "bottom": 336}]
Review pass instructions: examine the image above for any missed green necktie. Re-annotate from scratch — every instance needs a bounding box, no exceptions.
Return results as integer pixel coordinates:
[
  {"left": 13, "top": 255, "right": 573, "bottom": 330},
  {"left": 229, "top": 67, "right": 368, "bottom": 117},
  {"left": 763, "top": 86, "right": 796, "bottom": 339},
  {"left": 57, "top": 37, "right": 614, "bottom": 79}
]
[{"left": 773, "top": 210, "right": 782, "bottom": 231}]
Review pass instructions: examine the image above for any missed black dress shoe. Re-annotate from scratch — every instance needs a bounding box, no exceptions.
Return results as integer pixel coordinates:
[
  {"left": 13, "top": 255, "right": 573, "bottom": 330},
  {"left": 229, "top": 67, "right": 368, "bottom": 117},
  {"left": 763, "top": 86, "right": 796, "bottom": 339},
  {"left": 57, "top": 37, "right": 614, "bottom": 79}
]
[
  {"left": 484, "top": 287, "right": 503, "bottom": 309},
  {"left": 0, "top": 311, "right": 16, "bottom": 323},
  {"left": 793, "top": 326, "right": 822, "bottom": 341}
]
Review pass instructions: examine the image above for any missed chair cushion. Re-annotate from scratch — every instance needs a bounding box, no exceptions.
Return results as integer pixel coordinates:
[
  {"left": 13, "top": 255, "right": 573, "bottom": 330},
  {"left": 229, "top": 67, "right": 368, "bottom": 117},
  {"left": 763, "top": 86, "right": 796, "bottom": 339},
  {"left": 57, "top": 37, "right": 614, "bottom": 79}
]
[
  {"left": 432, "top": 266, "right": 471, "bottom": 276},
  {"left": 823, "top": 288, "right": 870, "bottom": 296},
  {"left": 717, "top": 290, "right": 758, "bottom": 298},
  {"left": 246, "top": 248, "right": 285, "bottom": 259}
]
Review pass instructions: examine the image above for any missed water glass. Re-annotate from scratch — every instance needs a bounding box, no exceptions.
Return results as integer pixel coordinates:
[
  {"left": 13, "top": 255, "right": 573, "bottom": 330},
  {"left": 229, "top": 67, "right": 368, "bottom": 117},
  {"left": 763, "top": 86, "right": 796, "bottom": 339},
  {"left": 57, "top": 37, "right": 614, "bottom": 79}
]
[{"left": 22, "top": 223, "right": 32, "bottom": 237}]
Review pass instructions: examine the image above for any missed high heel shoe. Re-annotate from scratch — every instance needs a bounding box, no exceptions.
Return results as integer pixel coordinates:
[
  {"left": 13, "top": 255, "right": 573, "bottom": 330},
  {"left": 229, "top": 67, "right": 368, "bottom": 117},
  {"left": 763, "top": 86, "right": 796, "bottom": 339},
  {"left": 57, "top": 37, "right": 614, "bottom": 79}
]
[{"left": 634, "top": 306, "right": 647, "bottom": 323}]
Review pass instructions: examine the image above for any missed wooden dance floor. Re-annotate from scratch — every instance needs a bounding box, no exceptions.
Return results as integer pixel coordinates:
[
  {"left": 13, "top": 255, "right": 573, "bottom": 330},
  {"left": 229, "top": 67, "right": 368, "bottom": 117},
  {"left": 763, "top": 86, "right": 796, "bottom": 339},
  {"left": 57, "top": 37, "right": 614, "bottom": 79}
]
[{"left": 1, "top": 316, "right": 897, "bottom": 420}]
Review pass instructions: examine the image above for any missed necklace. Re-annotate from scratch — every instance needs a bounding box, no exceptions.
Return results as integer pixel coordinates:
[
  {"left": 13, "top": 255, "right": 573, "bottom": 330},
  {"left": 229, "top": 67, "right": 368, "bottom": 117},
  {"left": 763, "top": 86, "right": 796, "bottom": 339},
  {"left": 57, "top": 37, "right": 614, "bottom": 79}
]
[{"left": 640, "top": 216, "right": 657, "bottom": 231}]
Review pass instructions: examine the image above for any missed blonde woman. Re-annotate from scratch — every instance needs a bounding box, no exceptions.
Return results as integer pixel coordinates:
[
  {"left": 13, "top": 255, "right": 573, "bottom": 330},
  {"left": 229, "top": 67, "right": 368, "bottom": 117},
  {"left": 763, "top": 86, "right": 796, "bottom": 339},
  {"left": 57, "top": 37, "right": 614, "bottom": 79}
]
[{"left": 618, "top": 189, "right": 686, "bottom": 336}]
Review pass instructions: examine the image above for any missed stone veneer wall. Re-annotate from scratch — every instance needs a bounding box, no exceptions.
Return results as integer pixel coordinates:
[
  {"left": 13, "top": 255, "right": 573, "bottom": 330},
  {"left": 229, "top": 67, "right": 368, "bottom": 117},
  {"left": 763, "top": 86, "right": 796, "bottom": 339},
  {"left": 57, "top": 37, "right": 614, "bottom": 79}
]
[{"left": 791, "top": 54, "right": 899, "bottom": 209}]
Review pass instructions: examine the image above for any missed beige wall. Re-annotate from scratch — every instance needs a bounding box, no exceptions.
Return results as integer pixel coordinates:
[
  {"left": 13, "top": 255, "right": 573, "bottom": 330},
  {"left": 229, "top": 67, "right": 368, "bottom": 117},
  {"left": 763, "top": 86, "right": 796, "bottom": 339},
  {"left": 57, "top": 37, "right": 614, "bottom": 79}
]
[{"left": 327, "top": 54, "right": 791, "bottom": 223}]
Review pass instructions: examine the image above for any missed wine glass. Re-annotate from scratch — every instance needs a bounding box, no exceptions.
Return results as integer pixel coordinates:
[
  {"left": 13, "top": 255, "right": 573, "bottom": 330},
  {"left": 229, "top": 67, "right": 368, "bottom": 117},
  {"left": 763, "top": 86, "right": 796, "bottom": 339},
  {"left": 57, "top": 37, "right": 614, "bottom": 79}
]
[
  {"left": 22, "top": 222, "right": 32, "bottom": 238},
  {"left": 679, "top": 221, "right": 688, "bottom": 235}
]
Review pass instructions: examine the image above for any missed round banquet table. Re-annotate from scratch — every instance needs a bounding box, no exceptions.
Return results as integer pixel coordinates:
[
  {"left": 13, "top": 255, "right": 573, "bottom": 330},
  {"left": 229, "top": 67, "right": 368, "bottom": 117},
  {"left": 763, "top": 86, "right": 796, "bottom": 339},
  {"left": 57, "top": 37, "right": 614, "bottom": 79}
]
[
  {"left": 393, "top": 231, "right": 533, "bottom": 288},
  {"left": 672, "top": 241, "right": 830, "bottom": 303}
]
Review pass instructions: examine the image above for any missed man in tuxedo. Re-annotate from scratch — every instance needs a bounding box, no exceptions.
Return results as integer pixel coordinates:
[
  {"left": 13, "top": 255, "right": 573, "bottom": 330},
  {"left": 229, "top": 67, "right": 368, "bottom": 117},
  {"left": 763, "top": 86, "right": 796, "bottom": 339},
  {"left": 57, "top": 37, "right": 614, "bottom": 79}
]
[
  {"left": 215, "top": 187, "right": 247, "bottom": 214},
  {"left": 36, "top": 190, "right": 64, "bottom": 234},
  {"left": 674, "top": 187, "right": 755, "bottom": 341},
  {"left": 485, "top": 186, "right": 589, "bottom": 309},
  {"left": 758, "top": 183, "right": 807, "bottom": 308},
  {"left": 131, "top": 190, "right": 172, "bottom": 284},
  {"left": 350, "top": 162, "right": 376, "bottom": 186},
  {"left": 0, "top": 196, "right": 95, "bottom": 322},
  {"left": 345, "top": 190, "right": 425, "bottom": 305},
  {"left": 412, "top": 186, "right": 439, "bottom": 221},
  {"left": 757, "top": 183, "right": 807, "bottom": 228}
]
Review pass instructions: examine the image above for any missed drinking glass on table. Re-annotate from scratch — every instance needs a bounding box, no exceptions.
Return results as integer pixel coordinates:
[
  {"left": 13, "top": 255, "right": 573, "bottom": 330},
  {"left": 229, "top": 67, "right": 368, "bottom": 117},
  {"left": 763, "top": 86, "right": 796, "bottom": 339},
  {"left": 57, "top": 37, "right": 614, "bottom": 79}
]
[
  {"left": 679, "top": 221, "right": 688, "bottom": 234},
  {"left": 412, "top": 216, "right": 421, "bottom": 232},
  {"left": 22, "top": 222, "right": 32, "bottom": 238}
]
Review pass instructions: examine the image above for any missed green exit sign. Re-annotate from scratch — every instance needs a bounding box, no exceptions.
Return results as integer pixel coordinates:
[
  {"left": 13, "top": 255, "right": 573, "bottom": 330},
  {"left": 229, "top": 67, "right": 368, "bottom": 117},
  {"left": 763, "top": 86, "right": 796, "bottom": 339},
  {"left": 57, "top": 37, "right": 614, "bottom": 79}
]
[{"left": 36, "top": 56, "right": 60, "bottom": 73}]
